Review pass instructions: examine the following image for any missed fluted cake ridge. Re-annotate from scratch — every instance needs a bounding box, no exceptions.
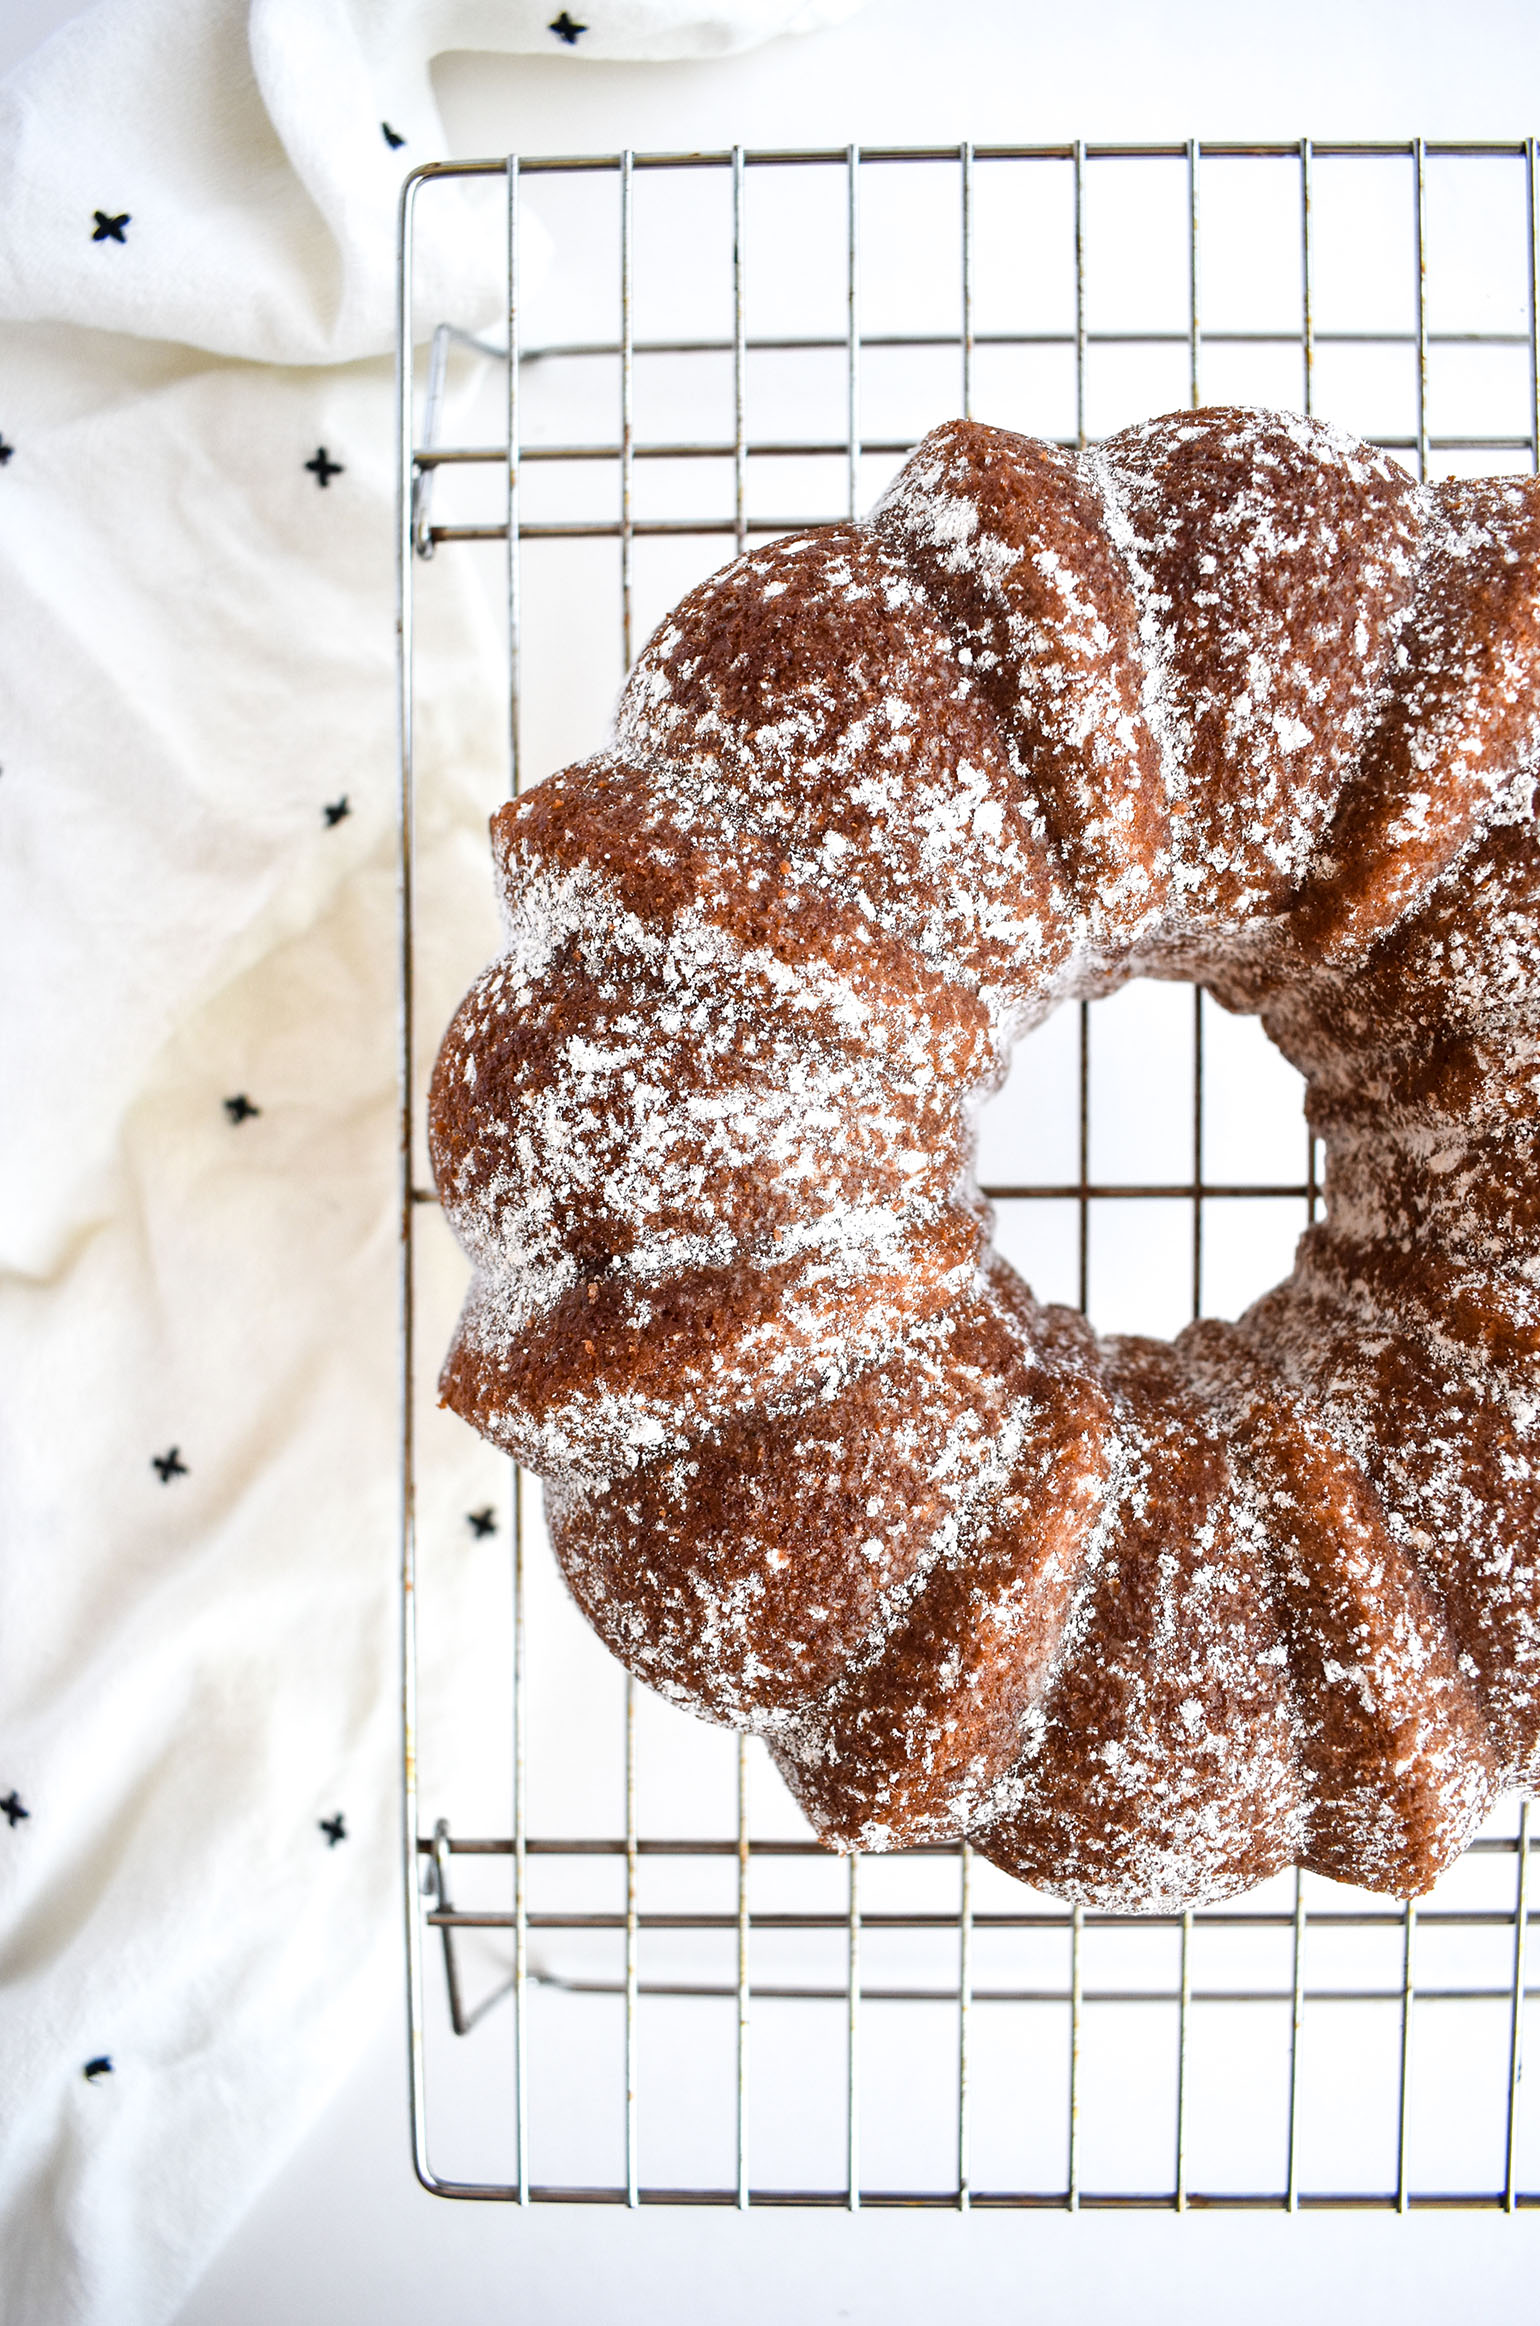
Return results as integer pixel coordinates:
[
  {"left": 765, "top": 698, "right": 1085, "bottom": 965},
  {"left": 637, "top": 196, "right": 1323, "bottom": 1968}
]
[{"left": 429, "top": 408, "right": 1540, "bottom": 1909}]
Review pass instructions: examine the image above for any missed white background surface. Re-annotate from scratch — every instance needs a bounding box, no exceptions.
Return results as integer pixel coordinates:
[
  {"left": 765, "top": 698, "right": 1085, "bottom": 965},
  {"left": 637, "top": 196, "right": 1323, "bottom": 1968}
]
[{"left": 11, "top": 1, "right": 1540, "bottom": 2318}]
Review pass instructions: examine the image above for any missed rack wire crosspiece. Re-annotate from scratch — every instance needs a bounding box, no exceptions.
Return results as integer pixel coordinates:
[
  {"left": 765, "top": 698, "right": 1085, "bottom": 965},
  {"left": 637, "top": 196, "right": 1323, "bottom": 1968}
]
[{"left": 397, "top": 141, "right": 1540, "bottom": 2210}]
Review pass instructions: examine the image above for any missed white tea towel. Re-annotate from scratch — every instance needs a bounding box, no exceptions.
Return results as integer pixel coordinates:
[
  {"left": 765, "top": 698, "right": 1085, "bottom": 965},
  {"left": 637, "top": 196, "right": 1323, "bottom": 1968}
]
[{"left": 0, "top": 0, "right": 864, "bottom": 2319}]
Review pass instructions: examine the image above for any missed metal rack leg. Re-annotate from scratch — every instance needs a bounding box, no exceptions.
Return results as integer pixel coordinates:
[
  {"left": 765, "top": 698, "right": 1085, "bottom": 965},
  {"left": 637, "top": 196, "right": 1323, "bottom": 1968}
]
[
  {"left": 1505, "top": 1802, "right": 1533, "bottom": 2213},
  {"left": 1188, "top": 135, "right": 1202, "bottom": 409},
  {"left": 847, "top": 1853, "right": 862, "bottom": 2212},
  {"left": 624, "top": 1675, "right": 639, "bottom": 2209},
  {"left": 1174, "top": 1908, "right": 1193, "bottom": 2212},
  {"left": 736, "top": 1735, "right": 751, "bottom": 2212},
  {"left": 1067, "top": 1900, "right": 1084, "bottom": 2212},
  {"left": 1286, "top": 1867, "right": 1307, "bottom": 2212},
  {"left": 1396, "top": 1900, "right": 1417, "bottom": 2213},
  {"left": 847, "top": 143, "right": 862, "bottom": 521},
  {"left": 957, "top": 1842, "right": 973, "bottom": 2211},
  {"left": 513, "top": 1466, "right": 528, "bottom": 2202},
  {"left": 960, "top": 140, "right": 974, "bottom": 423},
  {"left": 619, "top": 149, "right": 635, "bottom": 669}
]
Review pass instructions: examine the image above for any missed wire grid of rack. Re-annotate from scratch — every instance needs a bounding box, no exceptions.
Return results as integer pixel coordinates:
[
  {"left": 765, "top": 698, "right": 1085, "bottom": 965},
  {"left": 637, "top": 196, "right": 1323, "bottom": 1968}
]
[{"left": 396, "top": 140, "right": 1540, "bottom": 2210}]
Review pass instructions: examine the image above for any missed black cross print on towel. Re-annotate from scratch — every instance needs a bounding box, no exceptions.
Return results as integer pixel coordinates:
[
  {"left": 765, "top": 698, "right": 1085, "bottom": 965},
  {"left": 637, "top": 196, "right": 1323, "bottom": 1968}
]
[
  {"left": 224, "top": 1094, "right": 260, "bottom": 1123},
  {"left": 151, "top": 1447, "right": 188, "bottom": 1484},
  {"left": 319, "top": 1813, "right": 347, "bottom": 1848},
  {"left": 83, "top": 2057, "right": 114, "bottom": 2081},
  {"left": 305, "top": 447, "right": 343, "bottom": 488},
  {"left": 323, "top": 796, "right": 351, "bottom": 828},
  {"left": 1, "top": 1792, "right": 28, "bottom": 1827},
  {"left": 381, "top": 122, "right": 406, "bottom": 149},
  {"left": 467, "top": 1508, "right": 497, "bottom": 1538},
  {"left": 91, "top": 211, "right": 130, "bottom": 243},
  {"left": 549, "top": 11, "right": 586, "bottom": 42}
]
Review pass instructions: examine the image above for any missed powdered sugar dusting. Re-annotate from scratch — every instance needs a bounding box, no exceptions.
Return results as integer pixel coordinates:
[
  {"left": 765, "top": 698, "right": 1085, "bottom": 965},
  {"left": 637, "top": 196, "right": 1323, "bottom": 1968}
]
[{"left": 430, "top": 408, "right": 1540, "bottom": 1911}]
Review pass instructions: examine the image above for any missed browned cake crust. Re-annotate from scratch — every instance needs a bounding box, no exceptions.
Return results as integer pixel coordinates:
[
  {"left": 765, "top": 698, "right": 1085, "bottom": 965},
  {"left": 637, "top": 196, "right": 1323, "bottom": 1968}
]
[{"left": 428, "top": 408, "right": 1540, "bottom": 1910}]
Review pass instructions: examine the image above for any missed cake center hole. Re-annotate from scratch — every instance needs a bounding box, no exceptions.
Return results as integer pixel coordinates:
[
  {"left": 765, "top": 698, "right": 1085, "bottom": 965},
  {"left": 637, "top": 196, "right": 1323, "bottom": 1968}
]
[{"left": 973, "top": 978, "right": 1317, "bottom": 1339}]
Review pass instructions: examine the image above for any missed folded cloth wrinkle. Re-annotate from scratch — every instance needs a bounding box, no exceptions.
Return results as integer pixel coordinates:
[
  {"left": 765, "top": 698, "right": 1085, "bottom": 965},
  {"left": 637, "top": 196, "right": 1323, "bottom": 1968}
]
[
  {"left": 0, "top": 2, "right": 863, "bottom": 2319},
  {"left": 0, "top": 0, "right": 867, "bottom": 364}
]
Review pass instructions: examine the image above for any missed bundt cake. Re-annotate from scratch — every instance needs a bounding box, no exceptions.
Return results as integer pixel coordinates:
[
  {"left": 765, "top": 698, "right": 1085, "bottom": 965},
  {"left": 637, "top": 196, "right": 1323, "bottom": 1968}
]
[{"left": 428, "top": 406, "right": 1540, "bottom": 1910}]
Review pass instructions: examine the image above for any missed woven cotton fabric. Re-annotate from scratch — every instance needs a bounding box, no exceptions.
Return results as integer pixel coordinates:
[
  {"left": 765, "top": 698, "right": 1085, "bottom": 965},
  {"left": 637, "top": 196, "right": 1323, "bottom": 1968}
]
[{"left": 0, "top": 1, "right": 862, "bottom": 2317}]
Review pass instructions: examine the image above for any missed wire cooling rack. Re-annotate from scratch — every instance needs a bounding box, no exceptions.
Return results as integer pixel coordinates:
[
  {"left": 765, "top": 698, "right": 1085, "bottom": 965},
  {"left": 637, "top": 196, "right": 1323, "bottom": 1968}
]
[{"left": 396, "top": 141, "right": 1540, "bottom": 2210}]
